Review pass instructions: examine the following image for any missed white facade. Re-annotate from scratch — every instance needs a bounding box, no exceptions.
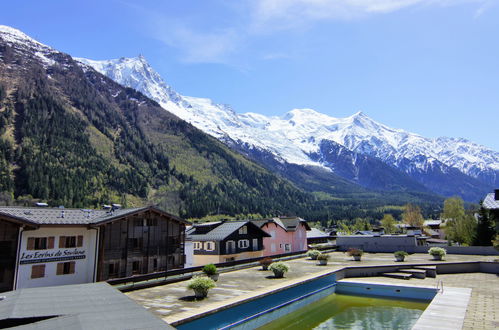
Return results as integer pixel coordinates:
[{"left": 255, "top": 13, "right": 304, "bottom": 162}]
[
  {"left": 15, "top": 226, "right": 98, "bottom": 289},
  {"left": 184, "top": 237, "right": 194, "bottom": 268}
]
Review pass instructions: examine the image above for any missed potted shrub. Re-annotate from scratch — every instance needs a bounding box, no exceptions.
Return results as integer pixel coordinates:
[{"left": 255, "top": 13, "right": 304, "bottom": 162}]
[
  {"left": 268, "top": 262, "right": 289, "bottom": 278},
  {"left": 202, "top": 263, "right": 219, "bottom": 281},
  {"left": 307, "top": 249, "right": 321, "bottom": 260},
  {"left": 346, "top": 248, "right": 364, "bottom": 261},
  {"left": 317, "top": 253, "right": 330, "bottom": 265},
  {"left": 394, "top": 251, "right": 408, "bottom": 262},
  {"left": 187, "top": 276, "right": 216, "bottom": 298},
  {"left": 259, "top": 257, "right": 273, "bottom": 270},
  {"left": 428, "top": 247, "right": 446, "bottom": 261}
]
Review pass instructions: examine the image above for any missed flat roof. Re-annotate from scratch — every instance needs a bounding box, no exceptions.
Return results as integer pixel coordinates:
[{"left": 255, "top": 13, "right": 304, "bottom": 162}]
[{"left": 0, "top": 282, "right": 172, "bottom": 329}]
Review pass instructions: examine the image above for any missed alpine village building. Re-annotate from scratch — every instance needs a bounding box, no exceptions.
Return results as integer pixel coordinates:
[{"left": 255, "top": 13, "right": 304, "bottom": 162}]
[
  {"left": 187, "top": 220, "right": 271, "bottom": 265},
  {"left": 0, "top": 205, "right": 189, "bottom": 293}
]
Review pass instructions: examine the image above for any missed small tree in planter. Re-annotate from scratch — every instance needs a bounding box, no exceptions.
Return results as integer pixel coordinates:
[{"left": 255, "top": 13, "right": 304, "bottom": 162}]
[
  {"left": 268, "top": 262, "right": 290, "bottom": 278},
  {"left": 394, "top": 251, "right": 408, "bottom": 262},
  {"left": 187, "top": 276, "right": 216, "bottom": 298},
  {"left": 317, "top": 253, "right": 330, "bottom": 265},
  {"left": 346, "top": 248, "right": 364, "bottom": 261},
  {"left": 259, "top": 257, "right": 273, "bottom": 270},
  {"left": 202, "top": 263, "right": 219, "bottom": 281},
  {"left": 428, "top": 247, "right": 446, "bottom": 261},
  {"left": 307, "top": 249, "right": 321, "bottom": 260}
]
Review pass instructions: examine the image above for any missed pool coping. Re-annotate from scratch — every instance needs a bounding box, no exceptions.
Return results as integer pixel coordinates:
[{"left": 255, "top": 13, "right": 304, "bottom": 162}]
[
  {"left": 165, "top": 261, "right": 495, "bottom": 327},
  {"left": 339, "top": 278, "right": 472, "bottom": 330}
]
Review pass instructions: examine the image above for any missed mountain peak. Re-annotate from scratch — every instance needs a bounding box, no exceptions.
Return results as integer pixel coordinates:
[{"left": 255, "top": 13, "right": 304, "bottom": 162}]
[{"left": 0, "top": 25, "right": 45, "bottom": 47}]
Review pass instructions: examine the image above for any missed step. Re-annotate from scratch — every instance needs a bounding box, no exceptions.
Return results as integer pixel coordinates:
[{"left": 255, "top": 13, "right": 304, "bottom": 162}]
[
  {"left": 413, "top": 266, "right": 437, "bottom": 278},
  {"left": 381, "top": 272, "right": 412, "bottom": 280},
  {"left": 398, "top": 269, "right": 427, "bottom": 279}
]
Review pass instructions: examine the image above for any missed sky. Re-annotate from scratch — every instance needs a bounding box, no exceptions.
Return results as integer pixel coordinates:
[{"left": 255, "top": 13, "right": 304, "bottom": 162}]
[{"left": 1, "top": 0, "right": 498, "bottom": 150}]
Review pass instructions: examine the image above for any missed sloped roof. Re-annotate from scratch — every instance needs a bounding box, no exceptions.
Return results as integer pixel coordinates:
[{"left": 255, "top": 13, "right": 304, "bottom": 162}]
[
  {"left": 483, "top": 193, "right": 499, "bottom": 209},
  {"left": 0, "top": 206, "right": 189, "bottom": 227},
  {"left": 274, "top": 216, "right": 311, "bottom": 232},
  {"left": 307, "top": 228, "right": 330, "bottom": 239},
  {"left": 188, "top": 220, "right": 271, "bottom": 241},
  {"left": 0, "top": 282, "right": 172, "bottom": 329}
]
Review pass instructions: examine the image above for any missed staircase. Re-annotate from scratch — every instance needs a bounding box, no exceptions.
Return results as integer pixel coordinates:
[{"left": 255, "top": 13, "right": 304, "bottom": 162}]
[{"left": 381, "top": 265, "right": 437, "bottom": 280}]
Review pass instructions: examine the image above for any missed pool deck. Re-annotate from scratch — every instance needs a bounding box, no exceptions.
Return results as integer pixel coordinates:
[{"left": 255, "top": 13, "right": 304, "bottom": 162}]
[{"left": 125, "top": 252, "right": 497, "bottom": 328}]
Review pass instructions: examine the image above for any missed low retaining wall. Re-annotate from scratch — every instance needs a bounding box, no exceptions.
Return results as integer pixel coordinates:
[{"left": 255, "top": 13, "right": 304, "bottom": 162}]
[{"left": 337, "top": 244, "right": 499, "bottom": 255}]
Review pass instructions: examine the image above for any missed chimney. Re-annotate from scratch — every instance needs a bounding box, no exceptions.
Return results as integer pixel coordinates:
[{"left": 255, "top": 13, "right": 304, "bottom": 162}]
[{"left": 495, "top": 189, "right": 499, "bottom": 201}]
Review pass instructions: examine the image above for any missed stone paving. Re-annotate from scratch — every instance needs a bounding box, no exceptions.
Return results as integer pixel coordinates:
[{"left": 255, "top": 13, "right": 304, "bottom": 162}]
[{"left": 125, "top": 252, "right": 497, "bottom": 327}]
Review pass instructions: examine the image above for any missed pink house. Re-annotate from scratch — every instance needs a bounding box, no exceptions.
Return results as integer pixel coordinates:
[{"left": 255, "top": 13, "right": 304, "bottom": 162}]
[{"left": 252, "top": 216, "right": 310, "bottom": 256}]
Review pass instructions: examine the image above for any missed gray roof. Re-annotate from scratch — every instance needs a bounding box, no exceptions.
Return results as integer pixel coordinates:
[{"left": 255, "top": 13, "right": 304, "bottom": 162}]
[
  {"left": 0, "top": 282, "right": 172, "bottom": 329},
  {"left": 483, "top": 193, "right": 499, "bottom": 209},
  {"left": 0, "top": 206, "right": 189, "bottom": 227},
  {"left": 188, "top": 220, "right": 270, "bottom": 241},
  {"left": 307, "top": 228, "right": 330, "bottom": 239}
]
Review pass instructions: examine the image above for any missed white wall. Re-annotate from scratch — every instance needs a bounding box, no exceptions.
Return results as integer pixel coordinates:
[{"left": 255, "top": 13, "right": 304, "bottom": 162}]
[
  {"left": 16, "top": 227, "right": 98, "bottom": 289},
  {"left": 184, "top": 239, "right": 194, "bottom": 268}
]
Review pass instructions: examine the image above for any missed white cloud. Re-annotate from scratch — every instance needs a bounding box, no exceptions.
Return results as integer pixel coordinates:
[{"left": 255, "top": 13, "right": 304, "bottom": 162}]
[{"left": 251, "top": 0, "right": 488, "bottom": 31}]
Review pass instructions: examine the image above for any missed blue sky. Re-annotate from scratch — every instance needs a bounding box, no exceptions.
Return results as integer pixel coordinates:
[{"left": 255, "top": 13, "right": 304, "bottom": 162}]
[{"left": 1, "top": 0, "right": 498, "bottom": 150}]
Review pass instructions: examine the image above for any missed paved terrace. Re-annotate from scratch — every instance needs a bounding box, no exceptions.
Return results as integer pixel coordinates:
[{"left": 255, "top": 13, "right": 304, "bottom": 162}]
[{"left": 125, "top": 252, "right": 497, "bottom": 327}]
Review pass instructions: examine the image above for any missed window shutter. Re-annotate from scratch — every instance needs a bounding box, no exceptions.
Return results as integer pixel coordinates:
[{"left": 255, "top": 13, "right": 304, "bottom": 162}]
[
  {"left": 69, "top": 262, "right": 75, "bottom": 274},
  {"left": 31, "top": 265, "right": 45, "bottom": 278},
  {"left": 57, "top": 263, "right": 64, "bottom": 275},
  {"left": 48, "top": 237, "right": 55, "bottom": 249},
  {"left": 27, "top": 237, "right": 35, "bottom": 250},
  {"left": 59, "top": 236, "right": 66, "bottom": 248},
  {"left": 77, "top": 236, "right": 83, "bottom": 247}
]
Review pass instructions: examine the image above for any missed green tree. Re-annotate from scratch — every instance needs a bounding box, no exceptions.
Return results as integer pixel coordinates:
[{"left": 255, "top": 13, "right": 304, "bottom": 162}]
[
  {"left": 442, "top": 197, "right": 465, "bottom": 221},
  {"left": 473, "top": 204, "right": 495, "bottom": 246},
  {"left": 352, "top": 218, "right": 372, "bottom": 232},
  {"left": 446, "top": 212, "right": 476, "bottom": 246},
  {"left": 402, "top": 204, "right": 424, "bottom": 228},
  {"left": 381, "top": 214, "right": 396, "bottom": 234}
]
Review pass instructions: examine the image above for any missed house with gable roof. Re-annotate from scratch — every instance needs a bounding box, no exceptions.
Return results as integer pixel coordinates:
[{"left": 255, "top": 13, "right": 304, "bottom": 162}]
[
  {"left": 187, "top": 220, "right": 270, "bottom": 265},
  {"left": 251, "top": 216, "right": 310, "bottom": 256},
  {"left": 0, "top": 205, "right": 189, "bottom": 292}
]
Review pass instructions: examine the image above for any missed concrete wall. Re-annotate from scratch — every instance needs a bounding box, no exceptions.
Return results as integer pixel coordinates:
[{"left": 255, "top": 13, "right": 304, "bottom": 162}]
[
  {"left": 337, "top": 235, "right": 499, "bottom": 255},
  {"left": 336, "top": 235, "right": 418, "bottom": 253}
]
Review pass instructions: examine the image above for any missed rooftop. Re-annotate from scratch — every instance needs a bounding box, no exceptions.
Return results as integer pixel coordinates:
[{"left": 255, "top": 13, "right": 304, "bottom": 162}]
[
  {"left": 0, "top": 282, "right": 172, "bottom": 329},
  {"left": 0, "top": 205, "right": 189, "bottom": 227},
  {"left": 483, "top": 193, "right": 499, "bottom": 209}
]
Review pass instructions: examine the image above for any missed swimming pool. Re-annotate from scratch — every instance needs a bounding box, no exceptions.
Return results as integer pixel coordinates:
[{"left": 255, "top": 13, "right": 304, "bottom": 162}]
[{"left": 175, "top": 275, "right": 437, "bottom": 330}]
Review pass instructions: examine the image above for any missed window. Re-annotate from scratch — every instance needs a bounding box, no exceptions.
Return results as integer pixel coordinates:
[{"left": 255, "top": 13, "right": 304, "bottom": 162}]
[
  {"left": 31, "top": 265, "right": 45, "bottom": 279},
  {"left": 57, "top": 262, "right": 75, "bottom": 275},
  {"left": 204, "top": 241, "right": 215, "bottom": 251},
  {"left": 27, "top": 237, "right": 54, "bottom": 250},
  {"left": 132, "top": 261, "right": 141, "bottom": 274},
  {"left": 134, "top": 219, "right": 144, "bottom": 227},
  {"left": 238, "top": 226, "right": 247, "bottom": 235},
  {"left": 129, "top": 238, "right": 143, "bottom": 249},
  {"left": 252, "top": 238, "right": 258, "bottom": 251},
  {"left": 238, "top": 239, "right": 249, "bottom": 249},
  {"left": 108, "top": 262, "right": 120, "bottom": 277},
  {"left": 193, "top": 242, "right": 202, "bottom": 250},
  {"left": 59, "top": 236, "right": 83, "bottom": 248},
  {"left": 285, "top": 244, "right": 291, "bottom": 252},
  {"left": 147, "top": 219, "right": 158, "bottom": 227},
  {"left": 225, "top": 257, "right": 235, "bottom": 262}
]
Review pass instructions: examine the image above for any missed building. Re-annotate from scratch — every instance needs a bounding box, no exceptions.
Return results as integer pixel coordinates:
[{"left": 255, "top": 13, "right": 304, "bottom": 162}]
[
  {"left": 0, "top": 282, "right": 171, "bottom": 329},
  {"left": 423, "top": 219, "right": 446, "bottom": 239},
  {"left": 187, "top": 220, "right": 270, "bottom": 265},
  {"left": 252, "top": 216, "right": 310, "bottom": 257},
  {"left": 0, "top": 205, "right": 188, "bottom": 292},
  {"left": 306, "top": 228, "right": 331, "bottom": 245}
]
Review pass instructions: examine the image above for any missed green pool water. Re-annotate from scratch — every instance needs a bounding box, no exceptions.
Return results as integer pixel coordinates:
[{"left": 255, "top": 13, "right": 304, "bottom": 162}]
[{"left": 258, "top": 293, "right": 428, "bottom": 330}]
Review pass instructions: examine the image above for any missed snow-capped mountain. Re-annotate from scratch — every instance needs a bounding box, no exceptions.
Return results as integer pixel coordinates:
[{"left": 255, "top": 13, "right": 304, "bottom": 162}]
[{"left": 77, "top": 56, "right": 497, "bottom": 202}]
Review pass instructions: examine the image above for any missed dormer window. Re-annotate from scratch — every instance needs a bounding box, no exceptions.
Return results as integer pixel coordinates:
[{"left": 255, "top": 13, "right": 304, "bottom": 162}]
[{"left": 238, "top": 226, "right": 247, "bottom": 235}]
